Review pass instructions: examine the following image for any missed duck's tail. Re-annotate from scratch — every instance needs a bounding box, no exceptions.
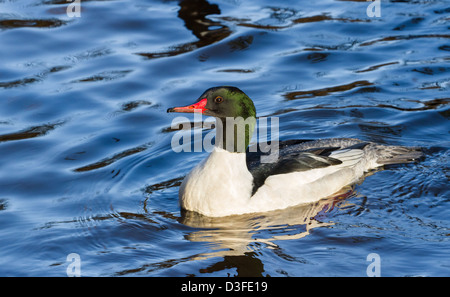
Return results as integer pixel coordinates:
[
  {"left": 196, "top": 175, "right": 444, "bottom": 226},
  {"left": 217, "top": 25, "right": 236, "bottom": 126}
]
[{"left": 374, "top": 145, "right": 424, "bottom": 165}]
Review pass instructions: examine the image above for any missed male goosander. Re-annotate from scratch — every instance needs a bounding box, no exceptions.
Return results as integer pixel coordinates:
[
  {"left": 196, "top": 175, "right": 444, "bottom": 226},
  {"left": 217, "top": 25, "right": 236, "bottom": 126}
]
[{"left": 167, "top": 86, "right": 422, "bottom": 217}]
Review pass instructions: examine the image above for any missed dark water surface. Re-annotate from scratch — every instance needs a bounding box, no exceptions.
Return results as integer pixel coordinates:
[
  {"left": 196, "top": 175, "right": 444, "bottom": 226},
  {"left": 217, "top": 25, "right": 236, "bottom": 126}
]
[{"left": 0, "top": 0, "right": 449, "bottom": 276}]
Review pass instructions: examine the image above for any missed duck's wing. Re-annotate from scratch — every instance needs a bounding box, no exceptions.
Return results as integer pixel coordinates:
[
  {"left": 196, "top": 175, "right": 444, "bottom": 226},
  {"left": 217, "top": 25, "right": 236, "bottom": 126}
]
[
  {"left": 246, "top": 139, "right": 370, "bottom": 195},
  {"left": 245, "top": 139, "right": 312, "bottom": 169}
]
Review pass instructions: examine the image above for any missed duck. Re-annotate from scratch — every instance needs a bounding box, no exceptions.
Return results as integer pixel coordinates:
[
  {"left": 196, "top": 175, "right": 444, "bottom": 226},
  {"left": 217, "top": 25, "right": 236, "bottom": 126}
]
[{"left": 167, "top": 86, "right": 423, "bottom": 217}]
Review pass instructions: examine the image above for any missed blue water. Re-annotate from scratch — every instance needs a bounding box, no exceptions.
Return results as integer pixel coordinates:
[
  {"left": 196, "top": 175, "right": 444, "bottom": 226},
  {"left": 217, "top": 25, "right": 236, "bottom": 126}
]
[{"left": 0, "top": 0, "right": 449, "bottom": 276}]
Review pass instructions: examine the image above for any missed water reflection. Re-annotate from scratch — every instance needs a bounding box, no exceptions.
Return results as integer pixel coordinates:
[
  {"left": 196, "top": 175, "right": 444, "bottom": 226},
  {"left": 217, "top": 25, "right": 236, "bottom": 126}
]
[
  {"left": 179, "top": 189, "right": 352, "bottom": 266},
  {"left": 236, "top": 13, "right": 370, "bottom": 31},
  {"left": 0, "top": 198, "right": 8, "bottom": 211},
  {"left": 137, "top": 0, "right": 231, "bottom": 59},
  {"left": 1, "top": 0, "right": 448, "bottom": 277},
  {"left": 283, "top": 80, "right": 373, "bottom": 100},
  {"left": 268, "top": 97, "right": 450, "bottom": 118},
  {"left": 0, "top": 121, "right": 65, "bottom": 143},
  {"left": 0, "top": 18, "right": 67, "bottom": 29},
  {"left": 200, "top": 252, "right": 265, "bottom": 276},
  {"left": 73, "top": 143, "right": 150, "bottom": 172},
  {"left": 358, "top": 34, "right": 450, "bottom": 47},
  {"left": 0, "top": 65, "right": 70, "bottom": 89}
]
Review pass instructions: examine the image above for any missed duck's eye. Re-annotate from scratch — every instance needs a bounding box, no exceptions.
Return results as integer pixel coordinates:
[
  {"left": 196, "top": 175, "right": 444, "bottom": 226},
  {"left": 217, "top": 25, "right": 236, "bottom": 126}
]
[{"left": 214, "top": 96, "right": 223, "bottom": 103}]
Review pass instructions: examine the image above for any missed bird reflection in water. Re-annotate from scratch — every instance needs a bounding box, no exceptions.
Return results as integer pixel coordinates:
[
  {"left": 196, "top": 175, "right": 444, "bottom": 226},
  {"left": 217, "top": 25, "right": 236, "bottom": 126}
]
[
  {"left": 178, "top": 187, "right": 354, "bottom": 276},
  {"left": 137, "top": 0, "right": 231, "bottom": 59}
]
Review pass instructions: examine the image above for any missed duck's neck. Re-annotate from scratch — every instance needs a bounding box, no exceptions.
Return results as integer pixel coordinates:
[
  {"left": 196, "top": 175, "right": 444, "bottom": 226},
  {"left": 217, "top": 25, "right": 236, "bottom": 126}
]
[{"left": 215, "top": 116, "right": 255, "bottom": 153}]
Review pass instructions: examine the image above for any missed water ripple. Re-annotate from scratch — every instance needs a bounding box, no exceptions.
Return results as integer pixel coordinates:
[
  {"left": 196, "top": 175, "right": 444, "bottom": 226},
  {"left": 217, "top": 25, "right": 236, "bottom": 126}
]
[
  {"left": 73, "top": 143, "right": 151, "bottom": 172},
  {"left": 0, "top": 121, "right": 65, "bottom": 143},
  {"left": 283, "top": 80, "right": 373, "bottom": 100},
  {"left": 0, "top": 0, "right": 449, "bottom": 277},
  {"left": 0, "top": 18, "right": 67, "bottom": 29}
]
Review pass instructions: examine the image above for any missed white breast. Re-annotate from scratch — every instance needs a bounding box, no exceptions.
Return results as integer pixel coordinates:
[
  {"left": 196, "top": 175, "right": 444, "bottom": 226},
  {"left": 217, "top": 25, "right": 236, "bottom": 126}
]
[{"left": 179, "top": 147, "right": 254, "bottom": 217}]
